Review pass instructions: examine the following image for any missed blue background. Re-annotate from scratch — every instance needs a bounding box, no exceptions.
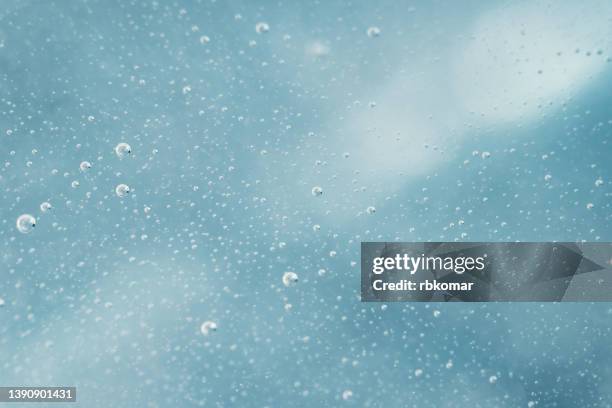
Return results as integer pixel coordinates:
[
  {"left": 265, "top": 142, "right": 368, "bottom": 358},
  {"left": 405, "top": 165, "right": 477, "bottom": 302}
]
[{"left": 0, "top": 0, "right": 611, "bottom": 406}]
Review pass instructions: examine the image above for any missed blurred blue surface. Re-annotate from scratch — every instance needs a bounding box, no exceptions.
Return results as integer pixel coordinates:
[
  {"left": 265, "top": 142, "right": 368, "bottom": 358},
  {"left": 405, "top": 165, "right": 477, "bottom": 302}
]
[{"left": 0, "top": 0, "right": 611, "bottom": 406}]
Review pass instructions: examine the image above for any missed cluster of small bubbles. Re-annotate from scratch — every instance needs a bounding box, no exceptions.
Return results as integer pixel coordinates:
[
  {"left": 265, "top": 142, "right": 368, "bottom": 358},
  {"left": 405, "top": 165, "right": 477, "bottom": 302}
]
[
  {"left": 544, "top": 174, "right": 552, "bottom": 181},
  {"left": 40, "top": 202, "right": 52, "bottom": 212},
  {"left": 488, "top": 375, "right": 498, "bottom": 384},
  {"left": 79, "top": 161, "right": 92, "bottom": 172},
  {"left": 71, "top": 180, "right": 80, "bottom": 188},
  {"left": 199, "top": 35, "right": 210, "bottom": 44},
  {"left": 366, "top": 206, "right": 376, "bottom": 214},
  {"left": 282, "top": 271, "right": 299, "bottom": 287},
  {"left": 341, "top": 390, "right": 353, "bottom": 401},
  {"left": 255, "top": 22, "right": 270, "bottom": 34},
  {"left": 366, "top": 26, "right": 381, "bottom": 37},
  {"left": 414, "top": 368, "right": 423, "bottom": 377},
  {"left": 16, "top": 214, "right": 36, "bottom": 234},
  {"left": 312, "top": 224, "right": 321, "bottom": 232},
  {"left": 115, "top": 142, "right": 132, "bottom": 159},
  {"left": 200, "top": 320, "right": 217, "bottom": 336},
  {"left": 115, "top": 184, "right": 131, "bottom": 198},
  {"left": 311, "top": 186, "right": 323, "bottom": 196}
]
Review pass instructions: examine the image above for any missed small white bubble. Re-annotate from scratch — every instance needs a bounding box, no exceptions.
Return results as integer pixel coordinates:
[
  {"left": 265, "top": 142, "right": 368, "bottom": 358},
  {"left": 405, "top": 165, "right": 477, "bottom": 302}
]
[
  {"left": 282, "top": 271, "right": 299, "bottom": 287},
  {"left": 40, "top": 202, "right": 52, "bottom": 213},
  {"left": 586, "top": 203, "right": 594, "bottom": 210},
  {"left": 200, "top": 320, "right": 217, "bottom": 336},
  {"left": 311, "top": 186, "right": 323, "bottom": 196},
  {"left": 366, "top": 26, "right": 381, "bottom": 37},
  {"left": 79, "top": 161, "right": 92, "bottom": 172},
  {"left": 341, "top": 390, "right": 353, "bottom": 401},
  {"left": 414, "top": 368, "right": 423, "bottom": 377},
  {"left": 16, "top": 214, "right": 36, "bottom": 234},
  {"left": 115, "top": 184, "right": 131, "bottom": 198},
  {"left": 366, "top": 206, "right": 376, "bottom": 214},
  {"left": 199, "top": 35, "right": 210, "bottom": 44},
  {"left": 115, "top": 142, "right": 132, "bottom": 159},
  {"left": 255, "top": 22, "right": 270, "bottom": 34},
  {"left": 489, "top": 375, "right": 498, "bottom": 384}
]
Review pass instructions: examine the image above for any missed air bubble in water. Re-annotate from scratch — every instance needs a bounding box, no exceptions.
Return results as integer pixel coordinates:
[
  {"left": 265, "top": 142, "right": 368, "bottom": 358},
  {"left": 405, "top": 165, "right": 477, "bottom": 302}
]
[
  {"left": 341, "top": 390, "right": 353, "bottom": 400},
  {"left": 366, "top": 206, "right": 376, "bottom": 214},
  {"left": 115, "top": 142, "right": 132, "bottom": 159},
  {"left": 115, "top": 184, "right": 131, "bottom": 198},
  {"left": 79, "top": 161, "right": 92, "bottom": 172},
  {"left": 366, "top": 26, "right": 381, "bottom": 37},
  {"left": 0, "top": 297, "right": 4, "bottom": 307},
  {"left": 255, "top": 22, "right": 270, "bottom": 34},
  {"left": 282, "top": 271, "right": 299, "bottom": 287},
  {"left": 200, "top": 320, "right": 217, "bottom": 336},
  {"left": 40, "top": 202, "right": 52, "bottom": 212},
  {"left": 199, "top": 35, "right": 210, "bottom": 44},
  {"left": 489, "top": 375, "right": 498, "bottom": 384},
  {"left": 311, "top": 186, "right": 323, "bottom": 196},
  {"left": 16, "top": 214, "right": 36, "bottom": 234}
]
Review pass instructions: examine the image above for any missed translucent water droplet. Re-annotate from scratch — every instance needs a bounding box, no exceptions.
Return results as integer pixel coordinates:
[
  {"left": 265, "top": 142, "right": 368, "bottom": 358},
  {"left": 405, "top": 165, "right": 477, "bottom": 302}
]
[
  {"left": 200, "top": 320, "right": 217, "bottom": 336},
  {"left": 199, "top": 35, "right": 210, "bottom": 45},
  {"left": 282, "top": 271, "right": 299, "bottom": 287},
  {"left": 366, "top": 206, "right": 376, "bottom": 214},
  {"left": 115, "top": 142, "right": 132, "bottom": 159},
  {"left": 71, "top": 180, "right": 80, "bottom": 188},
  {"left": 40, "top": 202, "right": 52, "bottom": 213},
  {"left": 366, "top": 26, "right": 381, "bottom": 38},
  {"left": 311, "top": 186, "right": 323, "bottom": 196},
  {"left": 255, "top": 22, "right": 270, "bottom": 34},
  {"left": 79, "top": 161, "right": 92, "bottom": 172},
  {"left": 342, "top": 390, "right": 353, "bottom": 400},
  {"left": 414, "top": 368, "right": 423, "bottom": 377},
  {"left": 16, "top": 214, "right": 36, "bottom": 234},
  {"left": 115, "top": 184, "right": 131, "bottom": 198},
  {"left": 489, "top": 375, "right": 498, "bottom": 384},
  {"left": 0, "top": 297, "right": 5, "bottom": 307}
]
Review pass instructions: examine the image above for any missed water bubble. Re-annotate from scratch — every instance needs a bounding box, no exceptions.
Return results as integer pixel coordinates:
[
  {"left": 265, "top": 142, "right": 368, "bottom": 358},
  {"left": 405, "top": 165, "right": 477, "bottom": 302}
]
[
  {"left": 71, "top": 180, "right": 80, "bottom": 188},
  {"left": 445, "top": 360, "right": 453, "bottom": 369},
  {"left": 282, "top": 271, "right": 299, "bottom": 287},
  {"left": 115, "top": 184, "right": 131, "bottom": 198},
  {"left": 595, "top": 178, "right": 604, "bottom": 187},
  {"left": 366, "top": 206, "right": 376, "bottom": 214},
  {"left": 433, "top": 310, "right": 440, "bottom": 317},
  {"left": 544, "top": 174, "right": 552, "bottom": 181},
  {"left": 40, "top": 202, "right": 52, "bottom": 213},
  {"left": 489, "top": 375, "right": 498, "bottom": 384},
  {"left": 312, "top": 224, "right": 321, "bottom": 232},
  {"left": 200, "top": 320, "right": 217, "bottom": 336},
  {"left": 115, "top": 142, "right": 132, "bottom": 159},
  {"left": 414, "top": 368, "right": 423, "bottom": 377},
  {"left": 0, "top": 297, "right": 4, "bottom": 307},
  {"left": 318, "top": 268, "right": 326, "bottom": 276},
  {"left": 311, "top": 186, "right": 323, "bottom": 197},
  {"left": 329, "top": 250, "right": 337, "bottom": 258},
  {"left": 255, "top": 22, "right": 270, "bottom": 34},
  {"left": 586, "top": 203, "right": 594, "bottom": 210},
  {"left": 16, "top": 214, "right": 36, "bottom": 234},
  {"left": 199, "top": 35, "right": 210, "bottom": 44},
  {"left": 366, "top": 26, "right": 381, "bottom": 38},
  {"left": 481, "top": 151, "right": 491, "bottom": 159},
  {"left": 341, "top": 390, "right": 353, "bottom": 401},
  {"left": 79, "top": 161, "right": 92, "bottom": 172}
]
